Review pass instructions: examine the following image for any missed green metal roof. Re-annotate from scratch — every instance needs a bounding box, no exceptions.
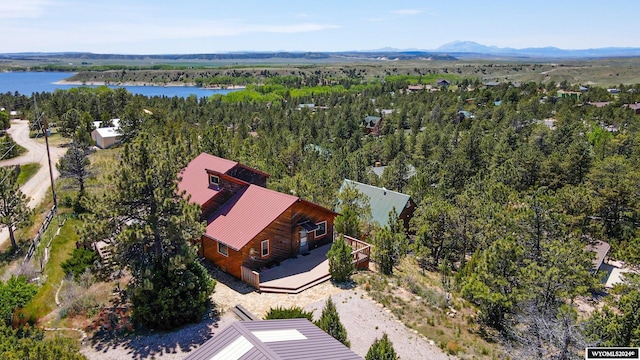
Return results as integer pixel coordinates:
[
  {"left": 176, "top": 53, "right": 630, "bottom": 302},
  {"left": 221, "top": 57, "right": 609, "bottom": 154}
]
[{"left": 338, "top": 179, "right": 411, "bottom": 228}]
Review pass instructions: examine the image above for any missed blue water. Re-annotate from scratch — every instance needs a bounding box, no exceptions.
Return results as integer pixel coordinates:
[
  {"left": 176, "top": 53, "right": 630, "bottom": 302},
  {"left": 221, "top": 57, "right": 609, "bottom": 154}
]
[{"left": 0, "top": 72, "right": 238, "bottom": 98}]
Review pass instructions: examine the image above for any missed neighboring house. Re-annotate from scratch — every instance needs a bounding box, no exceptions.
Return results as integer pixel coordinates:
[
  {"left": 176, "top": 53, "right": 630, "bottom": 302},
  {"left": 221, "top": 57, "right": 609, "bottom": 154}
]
[
  {"left": 557, "top": 90, "right": 581, "bottom": 100},
  {"left": 588, "top": 240, "right": 610, "bottom": 273},
  {"left": 484, "top": 81, "right": 500, "bottom": 87},
  {"left": 587, "top": 101, "right": 611, "bottom": 108},
  {"left": 624, "top": 103, "right": 640, "bottom": 115},
  {"left": 338, "top": 179, "right": 416, "bottom": 233},
  {"left": 539, "top": 118, "right": 557, "bottom": 130},
  {"left": 363, "top": 115, "right": 382, "bottom": 136},
  {"left": 91, "top": 118, "right": 121, "bottom": 149},
  {"left": 184, "top": 318, "right": 361, "bottom": 360},
  {"left": 607, "top": 88, "right": 621, "bottom": 94},
  {"left": 457, "top": 110, "right": 474, "bottom": 122},
  {"left": 370, "top": 164, "right": 416, "bottom": 179},
  {"left": 407, "top": 84, "right": 425, "bottom": 92},
  {"left": 178, "top": 153, "right": 337, "bottom": 281},
  {"left": 297, "top": 103, "right": 315, "bottom": 110},
  {"left": 436, "top": 79, "right": 450, "bottom": 87}
]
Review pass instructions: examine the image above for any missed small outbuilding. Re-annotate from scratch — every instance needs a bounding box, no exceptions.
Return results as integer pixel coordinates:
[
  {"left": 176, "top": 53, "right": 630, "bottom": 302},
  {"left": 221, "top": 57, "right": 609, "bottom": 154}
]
[{"left": 91, "top": 119, "right": 121, "bottom": 149}]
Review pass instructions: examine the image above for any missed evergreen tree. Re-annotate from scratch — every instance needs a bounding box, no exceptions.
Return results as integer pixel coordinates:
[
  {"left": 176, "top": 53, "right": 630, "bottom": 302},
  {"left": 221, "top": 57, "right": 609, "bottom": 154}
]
[
  {"left": 111, "top": 134, "right": 214, "bottom": 329},
  {"left": 315, "top": 297, "right": 350, "bottom": 347},
  {"left": 365, "top": 333, "right": 398, "bottom": 360},
  {"left": 57, "top": 142, "right": 91, "bottom": 196},
  {"left": 372, "top": 227, "right": 394, "bottom": 275},
  {"left": 0, "top": 166, "right": 31, "bottom": 250},
  {"left": 327, "top": 235, "right": 354, "bottom": 282}
]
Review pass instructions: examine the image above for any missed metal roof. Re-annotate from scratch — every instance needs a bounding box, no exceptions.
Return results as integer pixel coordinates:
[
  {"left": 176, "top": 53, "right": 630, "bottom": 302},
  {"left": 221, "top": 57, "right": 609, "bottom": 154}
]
[
  {"left": 178, "top": 153, "right": 241, "bottom": 206},
  {"left": 205, "top": 185, "right": 298, "bottom": 251},
  {"left": 589, "top": 240, "right": 611, "bottom": 271},
  {"left": 184, "top": 319, "right": 362, "bottom": 360},
  {"left": 338, "top": 179, "right": 411, "bottom": 229}
]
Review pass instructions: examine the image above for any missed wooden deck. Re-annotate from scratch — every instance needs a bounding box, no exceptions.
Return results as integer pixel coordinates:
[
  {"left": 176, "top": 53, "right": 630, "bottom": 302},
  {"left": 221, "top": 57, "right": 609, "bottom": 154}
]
[{"left": 258, "top": 244, "right": 332, "bottom": 294}]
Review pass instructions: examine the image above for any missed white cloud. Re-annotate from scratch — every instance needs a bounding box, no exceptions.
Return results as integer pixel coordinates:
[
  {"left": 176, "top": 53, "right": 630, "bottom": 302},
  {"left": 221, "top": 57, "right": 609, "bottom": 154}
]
[
  {"left": 103, "top": 21, "right": 340, "bottom": 40},
  {"left": 0, "top": 0, "right": 51, "bottom": 18},
  {"left": 392, "top": 9, "right": 424, "bottom": 15}
]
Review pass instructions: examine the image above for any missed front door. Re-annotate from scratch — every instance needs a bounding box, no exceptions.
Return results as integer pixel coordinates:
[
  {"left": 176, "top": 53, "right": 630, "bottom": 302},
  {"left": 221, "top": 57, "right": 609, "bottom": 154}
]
[{"left": 299, "top": 229, "right": 308, "bottom": 254}]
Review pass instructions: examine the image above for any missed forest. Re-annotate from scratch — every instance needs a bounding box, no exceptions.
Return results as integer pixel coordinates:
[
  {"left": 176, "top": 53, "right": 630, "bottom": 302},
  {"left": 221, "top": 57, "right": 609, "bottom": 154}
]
[{"left": 1, "top": 66, "right": 640, "bottom": 359}]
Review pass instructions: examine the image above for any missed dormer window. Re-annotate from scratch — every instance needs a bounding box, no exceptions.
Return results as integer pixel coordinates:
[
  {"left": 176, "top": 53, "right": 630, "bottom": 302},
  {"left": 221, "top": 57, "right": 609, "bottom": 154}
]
[{"left": 209, "top": 174, "right": 220, "bottom": 187}]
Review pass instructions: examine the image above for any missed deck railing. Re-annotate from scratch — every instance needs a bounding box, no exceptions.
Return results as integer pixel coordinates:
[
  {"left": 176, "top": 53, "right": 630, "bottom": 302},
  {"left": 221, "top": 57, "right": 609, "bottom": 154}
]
[
  {"left": 342, "top": 235, "right": 371, "bottom": 269},
  {"left": 241, "top": 265, "right": 260, "bottom": 288}
]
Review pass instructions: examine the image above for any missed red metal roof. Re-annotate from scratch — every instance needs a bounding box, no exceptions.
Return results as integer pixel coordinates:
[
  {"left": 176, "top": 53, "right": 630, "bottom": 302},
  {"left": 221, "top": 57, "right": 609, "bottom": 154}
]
[
  {"left": 177, "top": 153, "right": 239, "bottom": 206},
  {"left": 205, "top": 185, "right": 299, "bottom": 250}
]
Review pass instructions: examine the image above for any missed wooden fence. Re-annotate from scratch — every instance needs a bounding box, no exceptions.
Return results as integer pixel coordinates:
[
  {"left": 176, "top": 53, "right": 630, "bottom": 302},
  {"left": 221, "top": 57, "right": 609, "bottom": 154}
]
[
  {"left": 23, "top": 205, "right": 57, "bottom": 264},
  {"left": 241, "top": 266, "right": 260, "bottom": 288}
]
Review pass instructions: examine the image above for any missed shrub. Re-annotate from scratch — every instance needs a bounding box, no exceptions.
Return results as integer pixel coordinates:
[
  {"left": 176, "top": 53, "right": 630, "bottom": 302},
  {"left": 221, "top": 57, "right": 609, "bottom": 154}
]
[
  {"left": 263, "top": 306, "right": 314, "bottom": 322},
  {"left": 60, "top": 248, "right": 99, "bottom": 280},
  {"left": 0, "top": 276, "right": 38, "bottom": 326},
  {"left": 446, "top": 340, "right": 461, "bottom": 355}
]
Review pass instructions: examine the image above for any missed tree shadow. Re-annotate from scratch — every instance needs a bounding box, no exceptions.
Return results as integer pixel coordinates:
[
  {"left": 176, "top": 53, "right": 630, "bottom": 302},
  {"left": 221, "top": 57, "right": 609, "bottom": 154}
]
[
  {"left": 87, "top": 302, "right": 225, "bottom": 359},
  {"left": 332, "top": 279, "right": 358, "bottom": 290}
]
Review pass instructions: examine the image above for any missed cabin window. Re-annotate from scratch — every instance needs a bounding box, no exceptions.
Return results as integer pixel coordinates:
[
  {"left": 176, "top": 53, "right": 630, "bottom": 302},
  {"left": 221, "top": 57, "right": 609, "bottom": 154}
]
[
  {"left": 209, "top": 174, "right": 220, "bottom": 186},
  {"left": 261, "top": 240, "right": 269, "bottom": 257},
  {"left": 315, "top": 221, "right": 327, "bottom": 237},
  {"left": 218, "top": 242, "right": 228, "bottom": 257}
]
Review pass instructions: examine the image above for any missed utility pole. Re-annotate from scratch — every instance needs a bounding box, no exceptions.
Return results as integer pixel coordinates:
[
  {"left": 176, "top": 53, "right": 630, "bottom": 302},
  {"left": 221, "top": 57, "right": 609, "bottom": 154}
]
[{"left": 33, "top": 96, "right": 57, "bottom": 208}]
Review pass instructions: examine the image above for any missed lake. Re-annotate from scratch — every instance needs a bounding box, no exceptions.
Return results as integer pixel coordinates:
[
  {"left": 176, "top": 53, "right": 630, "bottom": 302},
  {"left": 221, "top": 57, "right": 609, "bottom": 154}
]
[{"left": 0, "top": 72, "right": 239, "bottom": 98}]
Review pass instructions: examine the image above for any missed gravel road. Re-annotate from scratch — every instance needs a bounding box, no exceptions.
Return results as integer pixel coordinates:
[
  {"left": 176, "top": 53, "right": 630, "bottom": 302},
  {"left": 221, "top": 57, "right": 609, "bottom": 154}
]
[{"left": 0, "top": 119, "right": 66, "bottom": 248}]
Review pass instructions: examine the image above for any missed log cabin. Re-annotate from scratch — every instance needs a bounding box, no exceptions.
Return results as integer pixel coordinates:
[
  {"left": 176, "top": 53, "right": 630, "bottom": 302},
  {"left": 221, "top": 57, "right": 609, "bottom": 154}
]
[{"left": 178, "top": 153, "right": 337, "bottom": 281}]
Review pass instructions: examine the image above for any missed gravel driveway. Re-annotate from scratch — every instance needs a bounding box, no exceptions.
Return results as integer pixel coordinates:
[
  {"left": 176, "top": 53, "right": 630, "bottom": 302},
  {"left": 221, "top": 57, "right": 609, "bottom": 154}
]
[{"left": 80, "top": 273, "right": 453, "bottom": 359}]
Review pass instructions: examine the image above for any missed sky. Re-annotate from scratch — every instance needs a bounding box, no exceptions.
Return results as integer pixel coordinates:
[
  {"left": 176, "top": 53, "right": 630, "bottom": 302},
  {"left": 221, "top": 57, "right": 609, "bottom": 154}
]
[{"left": 1, "top": 0, "right": 639, "bottom": 54}]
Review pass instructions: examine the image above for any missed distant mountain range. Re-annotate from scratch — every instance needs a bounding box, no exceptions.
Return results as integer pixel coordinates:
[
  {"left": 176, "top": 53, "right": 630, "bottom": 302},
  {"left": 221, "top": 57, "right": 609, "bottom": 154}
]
[
  {"left": 2, "top": 41, "right": 640, "bottom": 60},
  {"left": 433, "top": 41, "right": 640, "bottom": 58},
  {"left": 0, "top": 51, "right": 456, "bottom": 62}
]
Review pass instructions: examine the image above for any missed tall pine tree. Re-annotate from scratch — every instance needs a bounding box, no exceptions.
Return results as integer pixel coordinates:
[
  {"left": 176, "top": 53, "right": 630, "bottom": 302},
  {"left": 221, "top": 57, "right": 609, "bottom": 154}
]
[{"left": 111, "top": 134, "right": 214, "bottom": 329}]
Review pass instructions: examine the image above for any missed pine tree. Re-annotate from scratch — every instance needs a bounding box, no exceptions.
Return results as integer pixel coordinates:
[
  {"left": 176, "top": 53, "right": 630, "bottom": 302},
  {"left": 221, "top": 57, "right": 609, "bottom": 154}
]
[
  {"left": 0, "top": 166, "right": 31, "bottom": 250},
  {"left": 365, "top": 333, "right": 398, "bottom": 360},
  {"left": 110, "top": 134, "right": 214, "bottom": 329},
  {"left": 56, "top": 142, "right": 91, "bottom": 195},
  {"left": 327, "top": 235, "right": 354, "bottom": 282},
  {"left": 315, "top": 297, "right": 350, "bottom": 347}
]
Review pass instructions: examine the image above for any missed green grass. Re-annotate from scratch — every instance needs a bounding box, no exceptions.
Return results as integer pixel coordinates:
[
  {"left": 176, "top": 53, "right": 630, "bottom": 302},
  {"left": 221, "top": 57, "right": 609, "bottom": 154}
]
[
  {"left": 17, "top": 163, "right": 41, "bottom": 186},
  {"left": 22, "top": 219, "right": 81, "bottom": 322}
]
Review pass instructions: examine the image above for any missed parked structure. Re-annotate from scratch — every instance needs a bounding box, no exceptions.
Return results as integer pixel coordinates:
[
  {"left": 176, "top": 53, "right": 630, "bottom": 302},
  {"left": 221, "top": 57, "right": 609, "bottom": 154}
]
[{"left": 179, "top": 153, "right": 338, "bottom": 283}]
